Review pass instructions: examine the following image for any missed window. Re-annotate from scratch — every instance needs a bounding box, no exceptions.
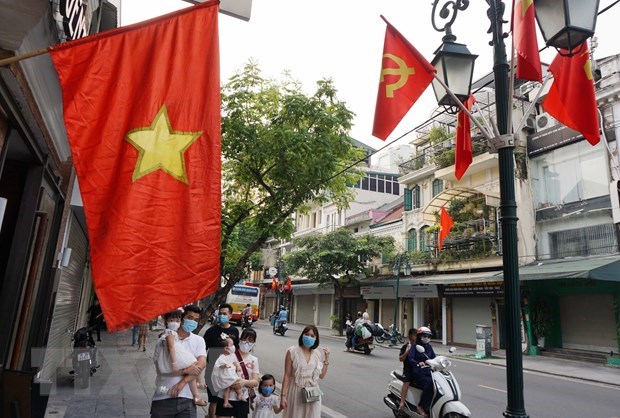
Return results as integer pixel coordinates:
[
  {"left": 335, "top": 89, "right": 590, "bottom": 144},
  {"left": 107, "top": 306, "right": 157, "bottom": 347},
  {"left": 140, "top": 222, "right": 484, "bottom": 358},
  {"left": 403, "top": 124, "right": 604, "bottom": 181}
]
[
  {"left": 549, "top": 224, "right": 618, "bottom": 258},
  {"left": 369, "top": 176, "right": 377, "bottom": 191},
  {"left": 432, "top": 179, "right": 444, "bottom": 197},
  {"left": 407, "top": 229, "right": 417, "bottom": 251},
  {"left": 531, "top": 141, "right": 609, "bottom": 207},
  {"left": 404, "top": 188, "right": 412, "bottom": 211},
  {"left": 393, "top": 183, "right": 400, "bottom": 195},
  {"left": 412, "top": 185, "right": 421, "bottom": 209},
  {"left": 420, "top": 225, "right": 428, "bottom": 251}
]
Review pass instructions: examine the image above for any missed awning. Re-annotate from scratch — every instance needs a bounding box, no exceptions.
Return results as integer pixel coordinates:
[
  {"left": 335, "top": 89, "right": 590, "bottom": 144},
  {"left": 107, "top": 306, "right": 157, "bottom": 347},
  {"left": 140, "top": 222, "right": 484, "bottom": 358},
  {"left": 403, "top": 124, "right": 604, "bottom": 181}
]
[
  {"left": 375, "top": 271, "right": 501, "bottom": 286},
  {"left": 292, "top": 283, "right": 335, "bottom": 295},
  {"left": 495, "top": 255, "right": 620, "bottom": 282}
]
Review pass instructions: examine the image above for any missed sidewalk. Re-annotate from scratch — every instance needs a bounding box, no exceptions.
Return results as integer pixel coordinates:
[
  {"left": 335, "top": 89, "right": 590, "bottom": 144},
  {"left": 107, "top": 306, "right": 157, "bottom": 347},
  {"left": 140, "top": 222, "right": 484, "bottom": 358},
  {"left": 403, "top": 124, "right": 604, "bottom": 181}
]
[{"left": 283, "top": 322, "right": 620, "bottom": 387}]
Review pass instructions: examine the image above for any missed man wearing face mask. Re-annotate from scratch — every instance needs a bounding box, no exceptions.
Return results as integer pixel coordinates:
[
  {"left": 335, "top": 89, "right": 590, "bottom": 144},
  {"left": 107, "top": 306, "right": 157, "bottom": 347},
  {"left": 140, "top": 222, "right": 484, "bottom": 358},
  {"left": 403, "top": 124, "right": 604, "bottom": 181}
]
[
  {"left": 407, "top": 327, "right": 436, "bottom": 418},
  {"left": 203, "top": 303, "right": 239, "bottom": 418},
  {"left": 151, "top": 305, "right": 207, "bottom": 418}
]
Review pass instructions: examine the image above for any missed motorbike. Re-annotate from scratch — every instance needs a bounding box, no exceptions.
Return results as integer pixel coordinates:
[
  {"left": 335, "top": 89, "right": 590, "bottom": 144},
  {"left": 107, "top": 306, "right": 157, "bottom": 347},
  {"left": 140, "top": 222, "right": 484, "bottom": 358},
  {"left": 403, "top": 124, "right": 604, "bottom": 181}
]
[
  {"left": 376, "top": 323, "right": 405, "bottom": 344},
  {"left": 345, "top": 321, "right": 376, "bottom": 355},
  {"left": 273, "top": 320, "right": 288, "bottom": 336},
  {"left": 242, "top": 315, "right": 253, "bottom": 329},
  {"left": 70, "top": 326, "right": 99, "bottom": 389},
  {"left": 383, "top": 347, "right": 470, "bottom": 418}
]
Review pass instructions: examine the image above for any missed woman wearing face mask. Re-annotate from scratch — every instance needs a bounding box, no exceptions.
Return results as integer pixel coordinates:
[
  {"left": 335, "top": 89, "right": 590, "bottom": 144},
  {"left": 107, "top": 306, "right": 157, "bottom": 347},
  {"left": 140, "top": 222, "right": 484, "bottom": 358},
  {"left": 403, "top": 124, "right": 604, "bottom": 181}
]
[
  {"left": 280, "top": 325, "right": 330, "bottom": 418},
  {"left": 407, "top": 327, "right": 436, "bottom": 417},
  {"left": 215, "top": 328, "right": 260, "bottom": 418}
]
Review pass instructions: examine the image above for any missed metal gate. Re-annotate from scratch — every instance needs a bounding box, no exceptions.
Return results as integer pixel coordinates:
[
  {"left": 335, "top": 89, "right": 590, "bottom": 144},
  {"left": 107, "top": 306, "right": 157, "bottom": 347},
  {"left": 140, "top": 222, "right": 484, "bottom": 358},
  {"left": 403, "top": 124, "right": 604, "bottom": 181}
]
[{"left": 39, "top": 214, "right": 88, "bottom": 381}]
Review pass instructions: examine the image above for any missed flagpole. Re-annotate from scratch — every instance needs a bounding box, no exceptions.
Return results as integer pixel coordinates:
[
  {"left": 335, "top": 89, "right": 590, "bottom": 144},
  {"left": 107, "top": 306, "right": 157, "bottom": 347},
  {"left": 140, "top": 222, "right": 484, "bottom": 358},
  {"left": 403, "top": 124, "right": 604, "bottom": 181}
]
[
  {"left": 431, "top": 74, "right": 494, "bottom": 142},
  {"left": 0, "top": 47, "right": 49, "bottom": 67}
]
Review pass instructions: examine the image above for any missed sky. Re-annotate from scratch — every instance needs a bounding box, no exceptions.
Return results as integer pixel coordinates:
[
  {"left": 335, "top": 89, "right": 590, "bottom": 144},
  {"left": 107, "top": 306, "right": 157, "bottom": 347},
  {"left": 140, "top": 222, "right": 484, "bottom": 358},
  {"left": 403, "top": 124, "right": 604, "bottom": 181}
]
[{"left": 119, "top": 0, "right": 620, "bottom": 153}]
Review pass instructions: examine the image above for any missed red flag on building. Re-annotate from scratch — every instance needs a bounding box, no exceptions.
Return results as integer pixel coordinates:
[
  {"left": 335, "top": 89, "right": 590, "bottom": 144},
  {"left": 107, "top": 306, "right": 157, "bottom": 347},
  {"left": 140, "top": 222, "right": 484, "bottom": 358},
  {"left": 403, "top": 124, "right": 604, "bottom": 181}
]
[
  {"left": 373, "top": 16, "right": 436, "bottom": 140},
  {"left": 272, "top": 278, "right": 278, "bottom": 290},
  {"left": 543, "top": 44, "right": 600, "bottom": 146},
  {"left": 438, "top": 207, "right": 454, "bottom": 251},
  {"left": 455, "top": 94, "right": 476, "bottom": 180},
  {"left": 512, "top": 0, "right": 542, "bottom": 81},
  {"left": 285, "top": 278, "right": 292, "bottom": 292},
  {"left": 49, "top": 1, "right": 221, "bottom": 331}
]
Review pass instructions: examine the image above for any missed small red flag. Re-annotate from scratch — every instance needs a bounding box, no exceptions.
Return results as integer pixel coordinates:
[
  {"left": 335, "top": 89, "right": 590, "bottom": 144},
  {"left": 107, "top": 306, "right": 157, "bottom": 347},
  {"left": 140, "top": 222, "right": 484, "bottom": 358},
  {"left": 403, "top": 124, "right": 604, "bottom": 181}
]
[
  {"left": 439, "top": 207, "right": 454, "bottom": 251},
  {"left": 543, "top": 44, "right": 600, "bottom": 146},
  {"left": 373, "top": 16, "right": 436, "bottom": 140},
  {"left": 512, "top": 0, "right": 542, "bottom": 81},
  {"left": 285, "top": 278, "right": 292, "bottom": 292},
  {"left": 455, "top": 94, "right": 476, "bottom": 180},
  {"left": 49, "top": 1, "right": 221, "bottom": 331},
  {"left": 272, "top": 278, "right": 278, "bottom": 290}
]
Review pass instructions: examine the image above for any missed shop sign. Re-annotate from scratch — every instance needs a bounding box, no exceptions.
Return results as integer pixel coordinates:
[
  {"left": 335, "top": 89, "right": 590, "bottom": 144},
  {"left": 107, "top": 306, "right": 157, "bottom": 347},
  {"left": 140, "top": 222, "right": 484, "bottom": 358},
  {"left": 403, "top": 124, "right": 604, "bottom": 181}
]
[
  {"left": 360, "top": 286, "right": 394, "bottom": 299},
  {"left": 442, "top": 281, "right": 503, "bottom": 297},
  {"left": 400, "top": 284, "right": 438, "bottom": 298}
]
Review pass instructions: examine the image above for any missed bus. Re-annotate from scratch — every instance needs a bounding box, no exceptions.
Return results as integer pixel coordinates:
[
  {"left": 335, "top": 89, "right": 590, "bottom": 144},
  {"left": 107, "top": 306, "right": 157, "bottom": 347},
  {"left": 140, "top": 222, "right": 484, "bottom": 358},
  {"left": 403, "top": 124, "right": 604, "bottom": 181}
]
[{"left": 225, "top": 284, "right": 260, "bottom": 324}]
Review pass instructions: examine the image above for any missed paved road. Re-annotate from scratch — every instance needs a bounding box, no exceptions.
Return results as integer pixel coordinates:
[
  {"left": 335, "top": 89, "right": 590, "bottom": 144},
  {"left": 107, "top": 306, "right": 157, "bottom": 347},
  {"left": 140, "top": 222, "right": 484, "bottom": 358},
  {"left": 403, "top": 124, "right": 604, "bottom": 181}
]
[{"left": 252, "top": 323, "right": 620, "bottom": 418}]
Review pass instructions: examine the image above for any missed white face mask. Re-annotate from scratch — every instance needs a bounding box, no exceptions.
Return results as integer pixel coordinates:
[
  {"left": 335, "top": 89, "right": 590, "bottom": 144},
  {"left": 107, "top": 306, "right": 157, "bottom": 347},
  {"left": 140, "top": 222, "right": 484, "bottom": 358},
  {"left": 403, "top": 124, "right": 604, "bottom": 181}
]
[
  {"left": 421, "top": 336, "right": 431, "bottom": 344},
  {"left": 227, "top": 345, "right": 236, "bottom": 354},
  {"left": 167, "top": 321, "right": 180, "bottom": 332},
  {"left": 239, "top": 341, "right": 255, "bottom": 353}
]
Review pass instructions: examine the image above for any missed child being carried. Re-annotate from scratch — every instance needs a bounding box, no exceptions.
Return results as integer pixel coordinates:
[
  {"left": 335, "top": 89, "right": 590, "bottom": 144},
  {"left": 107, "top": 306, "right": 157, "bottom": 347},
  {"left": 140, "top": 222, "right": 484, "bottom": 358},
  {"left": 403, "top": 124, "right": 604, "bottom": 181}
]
[{"left": 211, "top": 337, "right": 247, "bottom": 408}]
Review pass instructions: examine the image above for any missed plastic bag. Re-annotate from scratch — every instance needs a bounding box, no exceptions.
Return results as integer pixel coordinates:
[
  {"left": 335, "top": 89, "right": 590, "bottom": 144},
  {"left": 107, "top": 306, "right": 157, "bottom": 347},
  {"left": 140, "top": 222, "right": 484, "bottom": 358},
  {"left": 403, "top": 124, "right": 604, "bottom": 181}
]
[{"left": 360, "top": 326, "right": 372, "bottom": 339}]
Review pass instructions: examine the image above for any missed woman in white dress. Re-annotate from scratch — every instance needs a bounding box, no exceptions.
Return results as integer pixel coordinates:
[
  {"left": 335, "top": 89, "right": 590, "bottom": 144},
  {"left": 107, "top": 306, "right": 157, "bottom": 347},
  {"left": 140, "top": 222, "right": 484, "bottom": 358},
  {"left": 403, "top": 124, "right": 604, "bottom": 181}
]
[{"left": 280, "top": 325, "right": 330, "bottom": 418}]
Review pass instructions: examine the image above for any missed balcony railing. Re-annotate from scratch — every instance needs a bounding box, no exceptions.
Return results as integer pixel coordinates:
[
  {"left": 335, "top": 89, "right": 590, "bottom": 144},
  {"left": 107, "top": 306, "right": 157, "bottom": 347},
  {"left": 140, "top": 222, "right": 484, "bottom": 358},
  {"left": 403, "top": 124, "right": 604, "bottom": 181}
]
[{"left": 399, "top": 135, "right": 489, "bottom": 175}]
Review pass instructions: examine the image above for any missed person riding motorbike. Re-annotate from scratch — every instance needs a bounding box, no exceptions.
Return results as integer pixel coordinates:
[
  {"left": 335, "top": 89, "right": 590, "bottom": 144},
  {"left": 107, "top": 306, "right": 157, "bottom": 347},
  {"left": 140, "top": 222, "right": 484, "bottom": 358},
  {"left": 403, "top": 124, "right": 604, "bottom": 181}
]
[
  {"left": 274, "top": 305, "right": 288, "bottom": 328},
  {"left": 344, "top": 314, "right": 354, "bottom": 351},
  {"left": 242, "top": 303, "right": 253, "bottom": 327},
  {"left": 407, "top": 327, "right": 436, "bottom": 417},
  {"left": 398, "top": 328, "right": 417, "bottom": 411},
  {"left": 352, "top": 312, "right": 371, "bottom": 348}
]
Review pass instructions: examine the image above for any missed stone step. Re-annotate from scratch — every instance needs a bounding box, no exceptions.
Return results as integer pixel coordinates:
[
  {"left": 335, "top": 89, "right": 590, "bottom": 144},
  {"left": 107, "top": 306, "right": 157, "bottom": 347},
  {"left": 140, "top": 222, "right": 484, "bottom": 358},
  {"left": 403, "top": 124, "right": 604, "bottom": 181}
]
[{"left": 538, "top": 348, "right": 608, "bottom": 363}]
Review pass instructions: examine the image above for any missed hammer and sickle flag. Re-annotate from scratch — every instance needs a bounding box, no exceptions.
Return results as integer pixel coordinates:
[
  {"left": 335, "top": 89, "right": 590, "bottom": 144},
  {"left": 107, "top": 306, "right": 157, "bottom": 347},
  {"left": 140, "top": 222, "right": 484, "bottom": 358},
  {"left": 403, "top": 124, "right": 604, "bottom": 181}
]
[
  {"left": 49, "top": 0, "right": 221, "bottom": 331},
  {"left": 373, "top": 16, "right": 436, "bottom": 140}
]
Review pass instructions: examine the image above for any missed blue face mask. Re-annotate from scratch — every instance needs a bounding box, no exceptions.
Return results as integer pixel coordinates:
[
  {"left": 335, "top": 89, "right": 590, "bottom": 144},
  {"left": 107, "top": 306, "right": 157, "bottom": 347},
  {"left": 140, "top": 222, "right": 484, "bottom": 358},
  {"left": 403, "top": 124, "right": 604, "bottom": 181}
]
[
  {"left": 302, "top": 335, "right": 316, "bottom": 348},
  {"left": 262, "top": 386, "right": 274, "bottom": 396},
  {"left": 182, "top": 319, "right": 198, "bottom": 333},
  {"left": 219, "top": 315, "right": 229, "bottom": 325}
]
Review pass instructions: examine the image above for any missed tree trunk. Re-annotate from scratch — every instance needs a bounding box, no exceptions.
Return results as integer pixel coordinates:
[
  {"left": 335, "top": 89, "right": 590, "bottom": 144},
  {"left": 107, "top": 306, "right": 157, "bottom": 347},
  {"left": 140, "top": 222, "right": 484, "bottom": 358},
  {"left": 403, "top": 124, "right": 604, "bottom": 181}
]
[{"left": 337, "top": 287, "right": 345, "bottom": 336}]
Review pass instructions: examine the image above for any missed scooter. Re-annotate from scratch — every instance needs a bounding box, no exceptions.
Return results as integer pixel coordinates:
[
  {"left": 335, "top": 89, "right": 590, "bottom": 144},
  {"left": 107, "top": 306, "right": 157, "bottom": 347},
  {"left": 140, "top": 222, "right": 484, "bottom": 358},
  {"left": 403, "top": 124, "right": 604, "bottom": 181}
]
[
  {"left": 349, "top": 335, "right": 374, "bottom": 355},
  {"left": 70, "top": 326, "right": 99, "bottom": 389},
  {"left": 383, "top": 347, "right": 470, "bottom": 418},
  {"left": 376, "top": 323, "right": 405, "bottom": 344},
  {"left": 273, "top": 320, "right": 288, "bottom": 336},
  {"left": 242, "top": 315, "right": 253, "bottom": 329}
]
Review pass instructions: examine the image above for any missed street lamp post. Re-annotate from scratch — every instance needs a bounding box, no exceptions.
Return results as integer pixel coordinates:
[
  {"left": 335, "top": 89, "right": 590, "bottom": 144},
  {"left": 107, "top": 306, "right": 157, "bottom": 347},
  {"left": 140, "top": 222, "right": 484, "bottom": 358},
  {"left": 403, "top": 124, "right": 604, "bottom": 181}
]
[
  {"left": 428, "top": 1, "right": 599, "bottom": 417},
  {"left": 390, "top": 253, "right": 411, "bottom": 346}
]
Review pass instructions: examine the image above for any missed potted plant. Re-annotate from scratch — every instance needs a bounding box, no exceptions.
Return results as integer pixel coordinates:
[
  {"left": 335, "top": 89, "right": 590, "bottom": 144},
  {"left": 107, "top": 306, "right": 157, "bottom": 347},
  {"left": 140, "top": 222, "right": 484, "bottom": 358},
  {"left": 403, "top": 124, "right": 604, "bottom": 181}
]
[{"left": 531, "top": 299, "right": 552, "bottom": 348}]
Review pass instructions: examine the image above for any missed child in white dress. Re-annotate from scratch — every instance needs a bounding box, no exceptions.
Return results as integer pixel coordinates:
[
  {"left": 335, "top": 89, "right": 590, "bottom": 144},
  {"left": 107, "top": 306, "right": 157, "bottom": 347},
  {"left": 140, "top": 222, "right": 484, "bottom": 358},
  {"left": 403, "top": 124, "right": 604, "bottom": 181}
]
[
  {"left": 156, "top": 310, "right": 207, "bottom": 406},
  {"left": 253, "top": 374, "right": 282, "bottom": 418},
  {"left": 211, "top": 337, "right": 246, "bottom": 408}
]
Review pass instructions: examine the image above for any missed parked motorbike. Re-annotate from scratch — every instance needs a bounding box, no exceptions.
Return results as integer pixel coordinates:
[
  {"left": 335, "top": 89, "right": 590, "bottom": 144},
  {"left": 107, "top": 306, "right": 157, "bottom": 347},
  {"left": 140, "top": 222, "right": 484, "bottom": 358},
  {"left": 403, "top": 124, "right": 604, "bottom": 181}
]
[
  {"left": 70, "top": 326, "right": 98, "bottom": 389},
  {"left": 384, "top": 347, "right": 470, "bottom": 418},
  {"left": 273, "top": 320, "right": 288, "bottom": 336},
  {"left": 376, "top": 323, "right": 405, "bottom": 344}
]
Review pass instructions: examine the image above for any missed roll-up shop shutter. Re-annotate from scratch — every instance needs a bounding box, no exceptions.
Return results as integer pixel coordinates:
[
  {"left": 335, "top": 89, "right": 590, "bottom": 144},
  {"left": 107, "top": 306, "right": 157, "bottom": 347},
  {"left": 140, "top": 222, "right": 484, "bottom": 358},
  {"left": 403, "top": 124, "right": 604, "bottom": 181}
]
[
  {"left": 295, "top": 295, "right": 315, "bottom": 325},
  {"left": 39, "top": 214, "right": 88, "bottom": 381}
]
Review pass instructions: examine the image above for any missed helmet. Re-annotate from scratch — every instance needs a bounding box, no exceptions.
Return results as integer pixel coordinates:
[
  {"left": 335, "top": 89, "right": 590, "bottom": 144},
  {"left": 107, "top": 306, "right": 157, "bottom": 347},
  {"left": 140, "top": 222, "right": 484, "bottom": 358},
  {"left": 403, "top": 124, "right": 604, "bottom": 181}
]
[{"left": 417, "top": 326, "right": 432, "bottom": 337}]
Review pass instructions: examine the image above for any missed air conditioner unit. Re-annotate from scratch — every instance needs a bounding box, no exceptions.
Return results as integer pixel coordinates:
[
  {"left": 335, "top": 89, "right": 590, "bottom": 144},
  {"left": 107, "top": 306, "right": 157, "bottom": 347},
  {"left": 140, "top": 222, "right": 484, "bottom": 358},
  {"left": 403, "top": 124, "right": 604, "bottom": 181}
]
[
  {"left": 535, "top": 113, "right": 558, "bottom": 132},
  {"left": 523, "top": 116, "right": 536, "bottom": 132}
]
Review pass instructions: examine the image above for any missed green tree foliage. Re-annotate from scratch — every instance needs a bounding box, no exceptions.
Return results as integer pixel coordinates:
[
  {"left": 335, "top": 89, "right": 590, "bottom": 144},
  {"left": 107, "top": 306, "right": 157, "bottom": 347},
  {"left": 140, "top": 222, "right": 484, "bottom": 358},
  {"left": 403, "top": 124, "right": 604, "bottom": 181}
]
[
  {"left": 285, "top": 228, "right": 394, "bottom": 334},
  {"left": 199, "top": 62, "right": 365, "bottom": 328}
]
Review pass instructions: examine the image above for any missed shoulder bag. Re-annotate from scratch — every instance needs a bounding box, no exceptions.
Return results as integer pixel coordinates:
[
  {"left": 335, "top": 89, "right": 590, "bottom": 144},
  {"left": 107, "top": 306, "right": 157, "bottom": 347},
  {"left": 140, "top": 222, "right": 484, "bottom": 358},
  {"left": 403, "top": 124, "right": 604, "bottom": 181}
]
[{"left": 235, "top": 351, "right": 257, "bottom": 405}]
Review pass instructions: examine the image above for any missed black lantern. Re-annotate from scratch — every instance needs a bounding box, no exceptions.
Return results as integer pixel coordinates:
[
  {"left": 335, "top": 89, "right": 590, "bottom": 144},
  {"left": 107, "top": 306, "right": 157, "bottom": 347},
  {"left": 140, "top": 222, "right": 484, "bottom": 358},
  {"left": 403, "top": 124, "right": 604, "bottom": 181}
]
[
  {"left": 430, "top": 36, "right": 477, "bottom": 109},
  {"left": 533, "top": 0, "right": 600, "bottom": 51}
]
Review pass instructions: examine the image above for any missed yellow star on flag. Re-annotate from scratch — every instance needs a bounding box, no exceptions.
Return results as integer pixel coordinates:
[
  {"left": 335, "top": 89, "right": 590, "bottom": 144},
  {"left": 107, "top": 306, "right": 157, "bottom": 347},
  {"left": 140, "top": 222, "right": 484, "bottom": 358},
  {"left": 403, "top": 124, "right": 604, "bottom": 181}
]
[{"left": 126, "top": 105, "right": 203, "bottom": 184}]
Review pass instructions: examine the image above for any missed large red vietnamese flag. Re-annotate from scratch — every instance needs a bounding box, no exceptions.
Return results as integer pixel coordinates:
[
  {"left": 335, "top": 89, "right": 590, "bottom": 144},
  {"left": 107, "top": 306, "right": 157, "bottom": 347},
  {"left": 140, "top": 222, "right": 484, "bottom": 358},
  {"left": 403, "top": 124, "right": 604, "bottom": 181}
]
[
  {"left": 543, "top": 44, "right": 600, "bottom": 146},
  {"left": 49, "top": 1, "right": 221, "bottom": 331},
  {"left": 373, "top": 16, "right": 436, "bottom": 140},
  {"left": 512, "top": 0, "right": 542, "bottom": 81},
  {"left": 455, "top": 94, "right": 476, "bottom": 180}
]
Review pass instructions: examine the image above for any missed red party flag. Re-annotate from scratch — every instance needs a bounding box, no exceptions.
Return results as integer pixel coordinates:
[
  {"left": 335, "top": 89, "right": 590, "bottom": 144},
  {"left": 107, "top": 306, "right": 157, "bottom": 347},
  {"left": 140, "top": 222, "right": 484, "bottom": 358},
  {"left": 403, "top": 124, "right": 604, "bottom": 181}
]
[
  {"left": 438, "top": 207, "right": 454, "bottom": 251},
  {"left": 373, "top": 16, "right": 436, "bottom": 140},
  {"left": 455, "top": 94, "right": 476, "bottom": 180},
  {"left": 49, "top": 1, "right": 221, "bottom": 331},
  {"left": 543, "top": 44, "right": 600, "bottom": 146},
  {"left": 272, "top": 278, "right": 278, "bottom": 290},
  {"left": 512, "top": 0, "right": 542, "bottom": 81},
  {"left": 285, "top": 278, "right": 292, "bottom": 292}
]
